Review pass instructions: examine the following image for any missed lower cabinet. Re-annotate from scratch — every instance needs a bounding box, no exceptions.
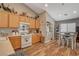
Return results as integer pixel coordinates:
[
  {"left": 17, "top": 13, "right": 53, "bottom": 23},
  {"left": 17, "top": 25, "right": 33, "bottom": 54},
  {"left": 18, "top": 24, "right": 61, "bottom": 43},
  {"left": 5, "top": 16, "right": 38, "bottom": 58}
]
[
  {"left": 32, "top": 33, "right": 41, "bottom": 44},
  {"left": 9, "top": 36, "right": 21, "bottom": 50}
]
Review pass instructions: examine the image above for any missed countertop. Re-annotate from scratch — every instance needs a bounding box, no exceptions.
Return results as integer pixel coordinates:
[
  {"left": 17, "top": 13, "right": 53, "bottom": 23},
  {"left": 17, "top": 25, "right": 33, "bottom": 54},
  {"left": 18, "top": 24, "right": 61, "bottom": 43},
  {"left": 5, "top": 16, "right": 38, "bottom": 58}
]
[{"left": 0, "top": 38, "right": 15, "bottom": 56}]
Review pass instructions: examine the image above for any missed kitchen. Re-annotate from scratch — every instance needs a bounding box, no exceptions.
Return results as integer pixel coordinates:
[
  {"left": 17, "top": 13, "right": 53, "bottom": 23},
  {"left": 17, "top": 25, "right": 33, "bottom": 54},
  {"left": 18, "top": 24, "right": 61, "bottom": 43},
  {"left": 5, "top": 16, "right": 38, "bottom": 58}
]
[
  {"left": 0, "top": 3, "right": 55, "bottom": 56},
  {"left": 0, "top": 3, "right": 79, "bottom": 56}
]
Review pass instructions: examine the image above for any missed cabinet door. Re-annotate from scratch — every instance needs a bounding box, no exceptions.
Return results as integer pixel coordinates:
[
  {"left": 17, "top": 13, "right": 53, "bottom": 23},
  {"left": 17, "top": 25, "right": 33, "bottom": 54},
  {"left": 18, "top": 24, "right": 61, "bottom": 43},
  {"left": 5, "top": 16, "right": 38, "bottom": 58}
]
[
  {"left": 14, "top": 38, "right": 21, "bottom": 50},
  {"left": 32, "top": 34, "right": 41, "bottom": 44},
  {"left": 9, "top": 14, "right": 19, "bottom": 28},
  {"left": 19, "top": 16, "right": 26, "bottom": 22},
  {"left": 0, "top": 12, "right": 8, "bottom": 27},
  {"left": 32, "top": 34, "right": 37, "bottom": 44},
  {"left": 9, "top": 36, "right": 21, "bottom": 50},
  {"left": 36, "top": 19, "right": 40, "bottom": 29},
  {"left": 19, "top": 16, "right": 30, "bottom": 25},
  {"left": 29, "top": 18, "right": 35, "bottom": 28}
]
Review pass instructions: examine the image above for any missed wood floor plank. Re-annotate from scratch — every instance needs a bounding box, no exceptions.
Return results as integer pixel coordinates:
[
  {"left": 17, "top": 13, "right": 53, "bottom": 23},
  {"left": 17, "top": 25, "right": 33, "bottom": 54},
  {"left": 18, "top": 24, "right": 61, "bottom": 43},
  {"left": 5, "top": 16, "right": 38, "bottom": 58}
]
[{"left": 23, "top": 40, "right": 79, "bottom": 56}]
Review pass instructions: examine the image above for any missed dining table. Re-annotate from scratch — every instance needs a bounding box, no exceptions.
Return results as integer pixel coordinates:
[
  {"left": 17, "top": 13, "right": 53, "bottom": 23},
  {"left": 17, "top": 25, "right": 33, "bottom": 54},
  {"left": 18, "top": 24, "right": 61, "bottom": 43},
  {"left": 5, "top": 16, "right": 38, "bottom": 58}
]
[{"left": 58, "top": 32, "right": 77, "bottom": 49}]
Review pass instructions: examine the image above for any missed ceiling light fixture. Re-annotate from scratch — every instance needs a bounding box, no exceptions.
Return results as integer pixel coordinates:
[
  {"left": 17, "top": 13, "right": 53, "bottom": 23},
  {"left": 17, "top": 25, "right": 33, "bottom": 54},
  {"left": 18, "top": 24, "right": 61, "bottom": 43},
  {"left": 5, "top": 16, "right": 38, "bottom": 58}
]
[
  {"left": 45, "top": 4, "right": 48, "bottom": 7},
  {"left": 73, "top": 11, "right": 77, "bottom": 14},
  {"left": 59, "top": 14, "right": 62, "bottom": 17}
]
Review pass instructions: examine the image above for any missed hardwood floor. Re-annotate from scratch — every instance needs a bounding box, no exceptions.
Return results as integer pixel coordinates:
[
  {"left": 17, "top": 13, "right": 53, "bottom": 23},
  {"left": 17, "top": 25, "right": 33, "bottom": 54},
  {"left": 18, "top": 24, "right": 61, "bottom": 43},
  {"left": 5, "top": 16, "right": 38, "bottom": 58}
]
[{"left": 23, "top": 40, "right": 79, "bottom": 56}]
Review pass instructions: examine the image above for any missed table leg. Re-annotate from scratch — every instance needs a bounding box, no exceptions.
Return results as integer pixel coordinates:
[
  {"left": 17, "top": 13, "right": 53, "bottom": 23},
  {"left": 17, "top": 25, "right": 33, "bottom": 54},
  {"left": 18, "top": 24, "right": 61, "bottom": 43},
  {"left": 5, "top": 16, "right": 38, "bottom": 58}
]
[{"left": 71, "top": 36, "right": 74, "bottom": 49}]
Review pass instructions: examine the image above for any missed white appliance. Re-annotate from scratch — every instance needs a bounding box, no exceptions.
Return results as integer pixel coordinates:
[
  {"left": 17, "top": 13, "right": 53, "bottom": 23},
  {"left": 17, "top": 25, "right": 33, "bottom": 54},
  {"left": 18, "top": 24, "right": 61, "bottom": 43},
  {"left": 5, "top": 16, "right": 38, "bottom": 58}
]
[
  {"left": 21, "top": 34, "right": 32, "bottom": 48},
  {"left": 19, "top": 22, "right": 32, "bottom": 48}
]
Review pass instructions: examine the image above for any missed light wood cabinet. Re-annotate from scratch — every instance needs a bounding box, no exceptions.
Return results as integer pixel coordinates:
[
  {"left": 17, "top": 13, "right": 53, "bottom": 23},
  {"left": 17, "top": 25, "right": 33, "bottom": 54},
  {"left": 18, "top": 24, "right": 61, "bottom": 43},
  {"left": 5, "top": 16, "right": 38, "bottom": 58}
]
[
  {"left": 29, "top": 18, "right": 36, "bottom": 28},
  {"left": 0, "top": 12, "right": 9, "bottom": 27},
  {"left": 26, "top": 17, "right": 30, "bottom": 23},
  {"left": 19, "top": 16, "right": 26, "bottom": 22},
  {"left": 0, "top": 12, "right": 41, "bottom": 29},
  {"left": 9, "top": 36, "right": 21, "bottom": 50},
  {"left": 36, "top": 18, "right": 40, "bottom": 29},
  {"left": 9, "top": 13, "right": 20, "bottom": 28},
  {"left": 32, "top": 33, "right": 41, "bottom": 44},
  {"left": 19, "top": 16, "right": 30, "bottom": 24}
]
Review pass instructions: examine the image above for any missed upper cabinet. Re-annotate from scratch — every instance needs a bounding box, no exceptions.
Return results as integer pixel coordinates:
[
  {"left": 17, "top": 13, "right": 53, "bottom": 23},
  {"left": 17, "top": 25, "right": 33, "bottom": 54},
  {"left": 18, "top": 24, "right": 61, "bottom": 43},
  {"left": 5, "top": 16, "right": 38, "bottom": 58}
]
[
  {"left": 29, "top": 18, "right": 36, "bottom": 28},
  {"left": 19, "top": 16, "right": 26, "bottom": 22},
  {"left": 0, "top": 12, "right": 9, "bottom": 27},
  {"left": 26, "top": 17, "right": 30, "bottom": 23},
  {"left": 36, "top": 18, "right": 40, "bottom": 29},
  {"left": 9, "top": 13, "right": 20, "bottom": 28},
  {"left": 0, "top": 12, "right": 41, "bottom": 29},
  {"left": 19, "top": 16, "right": 30, "bottom": 24}
]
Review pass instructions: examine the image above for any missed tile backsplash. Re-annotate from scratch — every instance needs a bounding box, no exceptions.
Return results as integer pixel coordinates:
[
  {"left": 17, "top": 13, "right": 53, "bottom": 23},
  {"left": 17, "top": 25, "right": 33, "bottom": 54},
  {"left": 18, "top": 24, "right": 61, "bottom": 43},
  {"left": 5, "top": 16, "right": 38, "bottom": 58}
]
[{"left": 0, "top": 28, "right": 18, "bottom": 36}]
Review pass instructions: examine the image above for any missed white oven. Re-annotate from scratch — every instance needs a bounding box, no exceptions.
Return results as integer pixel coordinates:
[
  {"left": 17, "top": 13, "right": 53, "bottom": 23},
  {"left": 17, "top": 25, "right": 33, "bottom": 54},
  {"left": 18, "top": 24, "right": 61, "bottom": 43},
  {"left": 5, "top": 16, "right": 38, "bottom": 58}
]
[{"left": 21, "top": 34, "right": 32, "bottom": 48}]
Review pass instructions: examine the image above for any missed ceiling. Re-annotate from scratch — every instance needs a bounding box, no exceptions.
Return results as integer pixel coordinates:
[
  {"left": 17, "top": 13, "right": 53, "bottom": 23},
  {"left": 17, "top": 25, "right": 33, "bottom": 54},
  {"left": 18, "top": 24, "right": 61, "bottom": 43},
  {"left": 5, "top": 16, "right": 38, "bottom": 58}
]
[{"left": 25, "top": 3, "right": 79, "bottom": 21}]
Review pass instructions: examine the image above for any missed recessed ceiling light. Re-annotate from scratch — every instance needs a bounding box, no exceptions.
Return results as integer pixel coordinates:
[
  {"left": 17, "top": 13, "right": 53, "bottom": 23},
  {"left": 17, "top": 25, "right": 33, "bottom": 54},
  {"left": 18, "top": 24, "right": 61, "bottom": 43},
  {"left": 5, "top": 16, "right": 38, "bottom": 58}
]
[
  {"left": 73, "top": 11, "right": 77, "bottom": 14},
  {"left": 59, "top": 14, "right": 62, "bottom": 17},
  {"left": 45, "top": 4, "right": 48, "bottom": 7}
]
